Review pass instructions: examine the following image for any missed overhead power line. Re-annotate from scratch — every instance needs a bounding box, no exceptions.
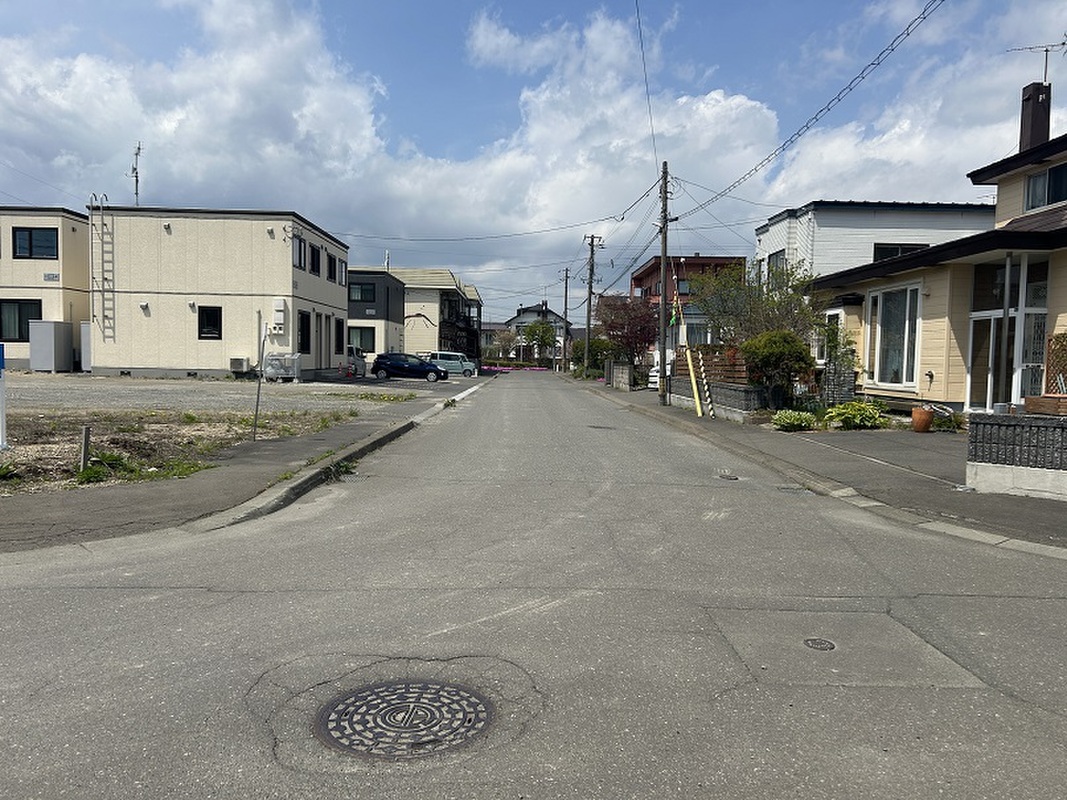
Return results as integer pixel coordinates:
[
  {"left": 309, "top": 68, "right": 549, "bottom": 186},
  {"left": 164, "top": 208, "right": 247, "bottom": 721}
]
[{"left": 677, "top": 0, "right": 947, "bottom": 221}]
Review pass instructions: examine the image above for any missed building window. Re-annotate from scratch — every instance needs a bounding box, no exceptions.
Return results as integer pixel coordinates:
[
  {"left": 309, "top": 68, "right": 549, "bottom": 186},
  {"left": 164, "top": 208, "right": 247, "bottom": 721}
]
[
  {"left": 309, "top": 245, "right": 321, "bottom": 276},
  {"left": 297, "top": 311, "right": 311, "bottom": 354},
  {"left": 349, "top": 326, "right": 375, "bottom": 353},
  {"left": 13, "top": 228, "right": 58, "bottom": 259},
  {"left": 866, "top": 285, "right": 920, "bottom": 386},
  {"left": 1025, "top": 162, "right": 1067, "bottom": 210},
  {"left": 339, "top": 259, "right": 347, "bottom": 286},
  {"left": 0, "top": 299, "right": 42, "bottom": 341},
  {"left": 873, "top": 243, "right": 929, "bottom": 261},
  {"left": 767, "top": 249, "right": 787, "bottom": 288},
  {"left": 676, "top": 279, "right": 691, "bottom": 295},
  {"left": 197, "top": 306, "right": 222, "bottom": 340},
  {"left": 349, "top": 282, "right": 375, "bottom": 303},
  {"left": 292, "top": 235, "right": 306, "bottom": 270},
  {"left": 813, "top": 310, "right": 844, "bottom": 364},
  {"left": 327, "top": 253, "right": 337, "bottom": 283},
  {"left": 334, "top": 317, "right": 345, "bottom": 354}
]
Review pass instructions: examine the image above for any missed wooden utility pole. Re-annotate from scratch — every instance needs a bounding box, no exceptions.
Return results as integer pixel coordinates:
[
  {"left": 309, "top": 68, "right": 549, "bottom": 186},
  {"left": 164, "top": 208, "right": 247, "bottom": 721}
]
[
  {"left": 583, "top": 234, "right": 602, "bottom": 371},
  {"left": 561, "top": 267, "right": 570, "bottom": 371},
  {"left": 658, "top": 161, "right": 671, "bottom": 406}
]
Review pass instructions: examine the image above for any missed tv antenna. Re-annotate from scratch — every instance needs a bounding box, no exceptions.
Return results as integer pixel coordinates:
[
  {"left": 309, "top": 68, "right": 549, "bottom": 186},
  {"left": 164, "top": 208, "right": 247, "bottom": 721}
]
[
  {"left": 125, "top": 141, "right": 142, "bottom": 206},
  {"left": 1007, "top": 35, "right": 1067, "bottom": 83}
]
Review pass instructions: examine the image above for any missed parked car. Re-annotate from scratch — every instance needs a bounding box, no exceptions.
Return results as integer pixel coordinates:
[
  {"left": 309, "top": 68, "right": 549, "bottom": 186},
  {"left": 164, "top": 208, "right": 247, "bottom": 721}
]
[
  {"left": 343, "top": 345, "right": 367, "bottom": 378},
  {"left": 371, "top": 352, "right": 448, "bottom": 382},
  {"left": 425, "top": 350, "right": 477, "bottom": 377}
]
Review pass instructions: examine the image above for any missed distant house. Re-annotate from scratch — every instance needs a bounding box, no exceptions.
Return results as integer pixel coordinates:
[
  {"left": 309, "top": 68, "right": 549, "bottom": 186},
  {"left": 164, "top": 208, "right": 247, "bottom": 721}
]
[
  {"left": 504, "top": 301, "right": 570, "bottom": 362},
  {"left": 85, "top": 206, "right": 349, "bottom": 378},
  {"left": 630, "top": 253, "right": 742, "bottom": 359},
  {"left": 756, "top": 200, "right": 995, "bottom": 281},
  {"left": 813, "top": 82, "right": 1067, "bottom": 412},
  {"left": 346, "top": 266, "right": 406, "bottom": 359},
  {"left": 0, "top": 207, "right": 89, "bottom": 369},
  {"left": 389, "top": 268, "right": 482, "bottom": 358},
  {"left": 480, "top": 321, "right": 508, "bottom": 357}
]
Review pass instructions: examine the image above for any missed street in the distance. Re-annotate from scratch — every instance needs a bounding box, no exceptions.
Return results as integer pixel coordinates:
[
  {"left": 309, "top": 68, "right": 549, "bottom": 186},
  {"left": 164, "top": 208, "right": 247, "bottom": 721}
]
[{"left": 0, "top": 372, "right": 1064, "bottom": 799}]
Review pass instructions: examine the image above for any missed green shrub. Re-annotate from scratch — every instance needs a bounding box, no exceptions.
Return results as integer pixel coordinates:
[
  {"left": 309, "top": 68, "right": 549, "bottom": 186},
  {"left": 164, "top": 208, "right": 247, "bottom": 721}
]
[
  {"left": 739, "top": 330, "right": 814, "bottom": 408},
  {"left": 823, "top": 400, "right": 886, "bottom": 430},
  {"left": 771, "top": 410, "right": 817, "bottom": 431}
]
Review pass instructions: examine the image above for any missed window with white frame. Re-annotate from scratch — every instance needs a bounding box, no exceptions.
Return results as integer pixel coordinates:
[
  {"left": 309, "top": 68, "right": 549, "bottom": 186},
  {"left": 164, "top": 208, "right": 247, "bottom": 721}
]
[
  {"left": 1025, "top": 162, "right": 1067, "bottom": 211},
  {"left": 865, "top": 284, "right": 920, "bottom": 385},
  {"left": 813, "top": 309, "right": 844, "bottom": 364}
]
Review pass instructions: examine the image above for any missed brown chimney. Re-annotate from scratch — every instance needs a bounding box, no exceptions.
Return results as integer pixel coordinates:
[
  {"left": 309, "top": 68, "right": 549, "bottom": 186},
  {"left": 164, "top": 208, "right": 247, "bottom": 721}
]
[{"left": 1020, "top": 81, "right": 1051, "bottom": 152}]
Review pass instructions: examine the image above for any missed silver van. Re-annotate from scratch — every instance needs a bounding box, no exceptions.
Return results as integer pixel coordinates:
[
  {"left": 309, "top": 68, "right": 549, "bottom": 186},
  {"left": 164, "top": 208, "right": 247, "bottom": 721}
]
[{"left": 426, "top": 351, "right": 477, "bottom": 377}]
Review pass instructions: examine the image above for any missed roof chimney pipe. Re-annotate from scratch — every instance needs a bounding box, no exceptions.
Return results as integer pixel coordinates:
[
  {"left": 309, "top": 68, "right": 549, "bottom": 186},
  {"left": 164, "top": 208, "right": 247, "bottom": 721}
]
[{"left": 1020, "top": 81, "right": 1052, "bottom": 152}]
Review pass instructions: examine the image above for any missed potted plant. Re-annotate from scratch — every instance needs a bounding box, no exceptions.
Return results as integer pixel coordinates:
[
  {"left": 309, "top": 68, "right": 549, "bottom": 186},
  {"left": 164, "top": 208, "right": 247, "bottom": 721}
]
[{"left": 912, "top": 403, "right": 934, "bottom": 433}]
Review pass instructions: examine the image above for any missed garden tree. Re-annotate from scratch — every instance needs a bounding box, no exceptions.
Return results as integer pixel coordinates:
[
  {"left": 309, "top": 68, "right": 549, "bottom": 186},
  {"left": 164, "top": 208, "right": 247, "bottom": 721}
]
[
  {"left": 689, "top": 261, "right": 824, "bottom": 346},
  {"left": 595, "top": 294, "right": 658, "bottom": 364},
  {"left": 739, "top": 329, "right": 815, "bottom": 409},
  {"left": 522, "top": 319, "right": 558, "bottom": 365},
  {"left": 489, "top": 329, "right": 518, "bottom": 360},
  {"left": 568, "top": 336, "right": 623, "bottom": 371}
]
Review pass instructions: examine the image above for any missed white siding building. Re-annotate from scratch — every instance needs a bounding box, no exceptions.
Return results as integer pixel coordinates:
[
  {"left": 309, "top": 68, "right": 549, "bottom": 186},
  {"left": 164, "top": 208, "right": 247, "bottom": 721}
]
[{"left": 755, "top": 201, "right": 995, "bottom": 280}]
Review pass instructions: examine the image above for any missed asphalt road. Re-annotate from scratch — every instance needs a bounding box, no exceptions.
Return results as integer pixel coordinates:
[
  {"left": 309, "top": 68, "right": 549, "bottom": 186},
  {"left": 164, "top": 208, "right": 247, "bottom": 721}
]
[{"left": 1, "top": 371, "right": 1064, "bottom": 798}]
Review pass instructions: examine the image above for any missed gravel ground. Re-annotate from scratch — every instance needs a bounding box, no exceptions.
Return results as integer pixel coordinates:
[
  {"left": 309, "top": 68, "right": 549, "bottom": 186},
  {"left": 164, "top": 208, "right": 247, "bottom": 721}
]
[{"left": 0, "top": 370, "right": 453, "bottom": 494}]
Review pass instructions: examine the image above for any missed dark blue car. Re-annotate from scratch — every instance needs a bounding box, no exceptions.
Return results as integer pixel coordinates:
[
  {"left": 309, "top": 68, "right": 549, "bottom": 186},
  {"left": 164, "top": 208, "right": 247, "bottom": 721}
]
[{"left": 371, "top": 352, "right": 449, "bottom": 382}]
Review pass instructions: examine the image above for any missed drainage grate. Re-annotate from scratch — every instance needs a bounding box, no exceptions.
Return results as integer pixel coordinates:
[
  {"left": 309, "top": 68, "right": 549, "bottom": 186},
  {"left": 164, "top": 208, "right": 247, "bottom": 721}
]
[
  {"left": 803, "top": 637, "right": 837, "bottom": 652},
  {"left": 314, "top": 681, "right": 491, "bottom": 760},
  {"left": 777, "top": 485, "right": 813, "bottom": 495}
]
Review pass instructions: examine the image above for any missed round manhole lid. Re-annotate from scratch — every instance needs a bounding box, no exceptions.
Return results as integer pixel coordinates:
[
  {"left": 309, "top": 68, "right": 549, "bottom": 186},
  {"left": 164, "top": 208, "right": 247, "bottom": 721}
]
[{"left": 314, "top": 681, "right": 492, "bottom": 760}]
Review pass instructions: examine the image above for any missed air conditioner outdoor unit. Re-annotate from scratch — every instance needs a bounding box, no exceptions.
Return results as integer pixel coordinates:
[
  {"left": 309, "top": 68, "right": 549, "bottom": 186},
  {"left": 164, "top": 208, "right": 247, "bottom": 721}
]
[{"left": 230, "top": 357, "right": 250, "bottom": 373}]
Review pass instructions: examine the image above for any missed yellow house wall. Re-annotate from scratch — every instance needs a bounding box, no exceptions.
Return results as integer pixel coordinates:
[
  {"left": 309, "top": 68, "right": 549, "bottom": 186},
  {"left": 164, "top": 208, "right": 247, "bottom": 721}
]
[
  {"left": 1048, "top": 250, "right": 1067, "bottom": 335},
  {"left": 404, "top": 288, "right": 442, "bottom": 354},
  {"left": 850, "top": 265, "right": 970, "bottom": 405},
  {"left": 0, "top": 210, "right": 89, "bottom": 366},
  {"left": 91, "top": 211, "right": 347, "bottom": 375},
  {"left": 994, "top": 175, "right": 1026, "bottom": 225}
]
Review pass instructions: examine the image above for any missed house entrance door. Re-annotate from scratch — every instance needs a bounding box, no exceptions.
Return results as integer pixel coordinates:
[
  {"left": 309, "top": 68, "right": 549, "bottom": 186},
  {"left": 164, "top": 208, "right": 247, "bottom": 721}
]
[{"left": 967, "top": 315, "right": 1014, "bottom": 412}]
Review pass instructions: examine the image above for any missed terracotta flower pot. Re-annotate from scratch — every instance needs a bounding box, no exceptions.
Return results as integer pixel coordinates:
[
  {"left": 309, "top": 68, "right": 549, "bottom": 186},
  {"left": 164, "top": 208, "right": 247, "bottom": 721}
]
[{"left": 912, "top": 406, "right": 934, "bottom": 433}]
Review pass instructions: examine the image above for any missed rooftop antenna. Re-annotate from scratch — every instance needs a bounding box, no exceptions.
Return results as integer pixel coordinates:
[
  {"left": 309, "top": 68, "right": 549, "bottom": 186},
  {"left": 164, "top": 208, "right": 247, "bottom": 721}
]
[
  {"left": 1007, "top": 34, "right": 1067, "bottom": 83},
  {"left": 125, "top": 141, "right": 142, "bottom": 206}
]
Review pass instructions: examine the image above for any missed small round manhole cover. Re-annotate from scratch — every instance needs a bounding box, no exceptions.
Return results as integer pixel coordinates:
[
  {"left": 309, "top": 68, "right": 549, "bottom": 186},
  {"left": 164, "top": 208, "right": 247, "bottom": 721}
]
[
  {"left": 314, "top": 681, "right": 491, "bottom": 760},
  {"left": 803, "top": 637, "right": 837, "bottom": 652}
]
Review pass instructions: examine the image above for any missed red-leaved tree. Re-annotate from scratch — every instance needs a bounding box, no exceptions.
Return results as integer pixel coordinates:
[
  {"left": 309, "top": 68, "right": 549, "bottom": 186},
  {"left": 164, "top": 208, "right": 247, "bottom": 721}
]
[{"left": 595, "top": 294, "right": 658, "bottom": 364}]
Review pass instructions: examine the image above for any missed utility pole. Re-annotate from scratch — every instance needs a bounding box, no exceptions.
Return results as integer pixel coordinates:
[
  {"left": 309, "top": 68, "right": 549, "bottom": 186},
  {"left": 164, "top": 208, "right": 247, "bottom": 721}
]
[
  {"left": 560, "top": 266, "right": 570, "bottom": 372},
  {"left": 583, "top": 234, "right": 603, "bottom": 372},
  {"left": 658, "top": 160, "right": 675, "bottom": 406}
]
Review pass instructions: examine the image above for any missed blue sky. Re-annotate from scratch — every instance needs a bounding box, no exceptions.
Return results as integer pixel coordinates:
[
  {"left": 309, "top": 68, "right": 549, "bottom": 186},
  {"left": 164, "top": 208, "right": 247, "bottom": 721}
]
[{"left": 2, "top": 0, "right": 1065, "bottom": 320}]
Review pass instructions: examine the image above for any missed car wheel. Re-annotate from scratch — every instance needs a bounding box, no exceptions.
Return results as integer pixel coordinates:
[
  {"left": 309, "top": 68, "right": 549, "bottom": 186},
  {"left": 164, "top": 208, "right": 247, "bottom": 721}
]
[
  {"left": 462, "top": 369, "right": 472, "bottom": 377},
  {"left": 375, "top": 369, "right": 389, "bottom": 380},
  {"left": 426, "top": 372, "right": 439, "bottom": 382}
]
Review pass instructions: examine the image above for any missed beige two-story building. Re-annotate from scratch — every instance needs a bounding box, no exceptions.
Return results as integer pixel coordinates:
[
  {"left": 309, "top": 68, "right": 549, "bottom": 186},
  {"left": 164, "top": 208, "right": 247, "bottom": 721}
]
[
  {"left": 0, "top": 207, "right": 90, "bottom": 369},
  {"left": 86, "top": 206, "right": 349, "bottom": 378}
]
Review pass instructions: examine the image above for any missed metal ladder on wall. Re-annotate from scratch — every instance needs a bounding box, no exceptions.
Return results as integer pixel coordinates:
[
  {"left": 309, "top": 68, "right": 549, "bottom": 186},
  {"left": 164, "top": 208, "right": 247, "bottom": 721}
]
[{"left": 89, "top": 195, "right": 116, "bottom": 342}]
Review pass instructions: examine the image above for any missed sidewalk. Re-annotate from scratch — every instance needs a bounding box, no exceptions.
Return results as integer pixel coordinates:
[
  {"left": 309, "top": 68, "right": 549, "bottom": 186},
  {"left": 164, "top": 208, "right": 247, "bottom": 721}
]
[{"left": 592, "top": 383, "right": 1067, "bottom": 557}]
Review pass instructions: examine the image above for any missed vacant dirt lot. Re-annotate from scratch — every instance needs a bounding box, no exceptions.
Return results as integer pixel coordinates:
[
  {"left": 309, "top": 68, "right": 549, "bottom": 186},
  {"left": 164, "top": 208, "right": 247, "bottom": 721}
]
[{"left": 0, "top": 371, "right": 424, "bottom": 494}]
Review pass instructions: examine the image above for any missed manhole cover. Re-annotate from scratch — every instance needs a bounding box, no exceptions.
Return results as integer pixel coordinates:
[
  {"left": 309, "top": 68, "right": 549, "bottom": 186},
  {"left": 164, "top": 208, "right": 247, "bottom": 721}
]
[
  {"left": 314, "top": 681, "right": 491, "bottom": 760},
  {"left": 803, "top": 637, "right": 837, "bottom": 652}
]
